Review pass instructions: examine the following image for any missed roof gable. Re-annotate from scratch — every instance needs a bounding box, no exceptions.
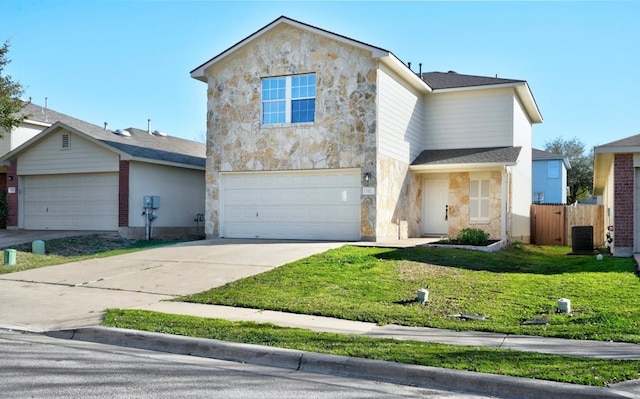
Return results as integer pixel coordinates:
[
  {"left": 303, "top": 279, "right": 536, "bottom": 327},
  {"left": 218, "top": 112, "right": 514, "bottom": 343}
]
[
  {"left": 190, "top": 16, "right": 391, "bottom": 82},
  {"left": 1, "top": 120, "right": 205, "bottom": 169}
]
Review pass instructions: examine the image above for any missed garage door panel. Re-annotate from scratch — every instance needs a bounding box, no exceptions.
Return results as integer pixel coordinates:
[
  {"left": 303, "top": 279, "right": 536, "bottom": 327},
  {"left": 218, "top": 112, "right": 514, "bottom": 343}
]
[
  {"left": 23, "top": 173, "right": 118, "bottom": 231},
  {"left": 222, "top": 171, "right": 360, "bottom": 240}
]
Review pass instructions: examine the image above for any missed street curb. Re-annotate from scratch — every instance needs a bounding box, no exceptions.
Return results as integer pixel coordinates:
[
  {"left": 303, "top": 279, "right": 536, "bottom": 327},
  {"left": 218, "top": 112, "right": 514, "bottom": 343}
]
[{"left": 45, "top": 326, "right": 640, "bottom": 399}]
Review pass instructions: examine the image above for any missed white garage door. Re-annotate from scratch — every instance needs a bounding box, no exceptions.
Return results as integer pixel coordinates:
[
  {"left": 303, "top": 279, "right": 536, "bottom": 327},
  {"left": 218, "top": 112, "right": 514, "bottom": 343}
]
[
  {"left": 222, "top": 170, "right": 361, "bottom": 240},
  {"left": 23, "top": 173, "right": 119, "bottom": 230}
]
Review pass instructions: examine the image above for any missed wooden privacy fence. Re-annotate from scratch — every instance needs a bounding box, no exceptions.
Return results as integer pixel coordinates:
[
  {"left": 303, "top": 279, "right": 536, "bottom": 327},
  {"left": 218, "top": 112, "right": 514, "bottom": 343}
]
[{"left": 530, "top": 204, "right": 604, "bottom": 246}]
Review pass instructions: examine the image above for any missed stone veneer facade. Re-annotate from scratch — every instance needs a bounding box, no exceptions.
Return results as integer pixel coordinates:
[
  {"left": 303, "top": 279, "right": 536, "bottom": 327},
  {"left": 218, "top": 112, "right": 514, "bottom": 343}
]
[
  {"left": 203, "top": 24, "right": 378, "bottom": 239},
  {"left": 447, "top": 171, "right": 503, "bottom": 239},
  {"left": 376, "top": 154, "right": 422, "bottom": 240}
]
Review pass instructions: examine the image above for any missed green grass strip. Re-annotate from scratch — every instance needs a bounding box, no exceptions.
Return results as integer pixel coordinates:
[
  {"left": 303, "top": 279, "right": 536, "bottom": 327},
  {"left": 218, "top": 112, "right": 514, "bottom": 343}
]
[
  {"left": 103, "top": 309, "right": 640, "bottom": 387},
  {"left": 180, "top": 244, "right": 640, "bottom": 343}
]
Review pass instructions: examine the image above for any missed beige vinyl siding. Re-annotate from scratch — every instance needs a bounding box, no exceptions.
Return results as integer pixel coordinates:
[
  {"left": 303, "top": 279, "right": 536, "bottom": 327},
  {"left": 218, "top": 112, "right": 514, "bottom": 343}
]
[
  {"left": 128, "top": 161, "right": 205, "bottom": 228},
  {"left": 12, "top": 123, "right": 45, "bottom": 149},
  {"left": 377, "top": 66, "right": 425, "bottom": 162},
  {"left": 512, "top": 95, "right": 532, "bottom": 148},
  {"left": 509, "top": 94, "right": 533, "bottom": 241},
  {"left": 0, "top": 133, "right": 10, "bottom": 157},
  {"left": 424, "top": 88, "right": 514, "bottom": 150},
  {"left": 17, "top": 128, "right": 119, "bottom": 175}
]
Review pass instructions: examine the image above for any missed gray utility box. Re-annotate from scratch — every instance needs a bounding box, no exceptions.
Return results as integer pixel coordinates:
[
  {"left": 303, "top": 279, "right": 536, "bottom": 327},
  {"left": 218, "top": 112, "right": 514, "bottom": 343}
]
[{"left": 572, "top": 225, "right": 593, "bottom": 254}]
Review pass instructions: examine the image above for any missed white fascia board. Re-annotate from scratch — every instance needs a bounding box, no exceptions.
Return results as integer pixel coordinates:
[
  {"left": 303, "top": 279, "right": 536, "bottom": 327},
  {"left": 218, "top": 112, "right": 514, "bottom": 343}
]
[
  {"left": 128, "top": 157, "right": 205, "bottom": 171},
  {"left": 378, "top": 54, "right": 432, "bottom": 93},
  {"left": 594, "top": 145, "right": 640, "bottom": 154},
  {"left": 515, "top": 83, "right": 543, "bottom": 124},
  {"left": 22, "top": 119, "right": 51, "bottom": 128},
  {"left": 410, "top": 162, "right": 516, "bottom": 173},
  {"left": 191, "top": 16, "right": 392, "bottom": 82}
]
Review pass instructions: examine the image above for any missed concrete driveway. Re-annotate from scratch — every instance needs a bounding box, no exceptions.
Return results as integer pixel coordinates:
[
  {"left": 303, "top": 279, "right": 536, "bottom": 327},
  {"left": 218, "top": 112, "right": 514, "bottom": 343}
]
[{"left": 0, "top": 239, "right": 343, "bottom": 331}]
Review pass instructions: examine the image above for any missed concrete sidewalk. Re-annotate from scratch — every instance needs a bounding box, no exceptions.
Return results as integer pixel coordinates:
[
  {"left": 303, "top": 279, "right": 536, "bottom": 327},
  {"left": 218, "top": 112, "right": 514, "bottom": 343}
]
[{"left": 131, "top": 301, "right": 640, "bottom": 360}]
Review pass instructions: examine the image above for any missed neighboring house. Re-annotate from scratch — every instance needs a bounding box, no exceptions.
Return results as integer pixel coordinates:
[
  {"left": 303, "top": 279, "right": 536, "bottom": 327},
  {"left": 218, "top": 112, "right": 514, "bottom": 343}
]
[
  {"left": 0, "top": 107, "right": 206, "bottom": 239},
  {"left": 190, "top": 16, "right": 543, "bottom": 242},
  {"left": 593, "top": 133, "right": 640, "bottom": 257},
  {"left": 0, "top": 102, "right": 81, "bottom": 194},
  {"left": 532, "top": 148, "right": 571, "bottom": 204}
]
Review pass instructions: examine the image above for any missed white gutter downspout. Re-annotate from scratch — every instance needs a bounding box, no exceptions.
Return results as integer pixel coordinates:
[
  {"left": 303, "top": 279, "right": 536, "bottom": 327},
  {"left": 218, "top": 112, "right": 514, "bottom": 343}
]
[{"left": 501, "top": 166, "right": 509, "bottom": 241}]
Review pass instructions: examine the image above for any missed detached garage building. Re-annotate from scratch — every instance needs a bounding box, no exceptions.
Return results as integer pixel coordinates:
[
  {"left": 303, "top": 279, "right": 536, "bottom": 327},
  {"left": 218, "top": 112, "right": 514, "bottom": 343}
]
[{"left": 1, "top": 118, "right": 205, "bottom": 239}]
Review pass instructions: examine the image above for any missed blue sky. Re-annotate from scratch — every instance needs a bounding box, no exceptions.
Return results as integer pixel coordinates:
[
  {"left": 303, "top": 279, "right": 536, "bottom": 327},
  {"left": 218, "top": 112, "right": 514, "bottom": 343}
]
[{"left": 1, "top": 1, "right": 638, "bottom": 152}]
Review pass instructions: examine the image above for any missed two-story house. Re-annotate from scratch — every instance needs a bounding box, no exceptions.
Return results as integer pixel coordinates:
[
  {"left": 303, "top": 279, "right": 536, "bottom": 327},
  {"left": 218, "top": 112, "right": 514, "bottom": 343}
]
[
  {"left": 532, "top": 148, "right": 571, "bottom": 204},
  {"left": 191, "top": 16, "right": 542, "bottom": 242}
]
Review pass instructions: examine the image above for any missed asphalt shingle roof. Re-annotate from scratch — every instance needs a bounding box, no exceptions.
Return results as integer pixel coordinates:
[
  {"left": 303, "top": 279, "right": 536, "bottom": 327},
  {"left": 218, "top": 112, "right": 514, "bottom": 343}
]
[
  {"left": 20, "top": 102, "right": 89, "bottom": 127},
  {"left": 411, "top": 146, "right": 522, "bottom": 166},
  {"left": 532, "top": 148, "right": 563, "bottom": 160},
  {"left": 15, "top": 103, "right": 204, "bottom": 168},
  {"left": 421, "top": 71, "right": 525, "bottom": 90},
  {"left": 596, "top": 133, "right": 640, "bottom": 148}
]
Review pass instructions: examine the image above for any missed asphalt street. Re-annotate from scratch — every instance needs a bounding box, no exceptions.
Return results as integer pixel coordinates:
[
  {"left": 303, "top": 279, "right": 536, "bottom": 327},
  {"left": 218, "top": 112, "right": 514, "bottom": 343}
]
[{"left": 0, "top": 329, "right": 496, "bottom": 399}]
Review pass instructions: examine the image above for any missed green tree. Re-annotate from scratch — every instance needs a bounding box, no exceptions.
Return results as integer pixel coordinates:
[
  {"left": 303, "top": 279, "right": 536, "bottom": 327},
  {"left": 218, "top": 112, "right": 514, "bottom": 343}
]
[
  {"left": 0, "top": 41, "right": 27, "bottom": 136},
  {"left": 544, "top": 137, "right": 593, "bottom": 204}
]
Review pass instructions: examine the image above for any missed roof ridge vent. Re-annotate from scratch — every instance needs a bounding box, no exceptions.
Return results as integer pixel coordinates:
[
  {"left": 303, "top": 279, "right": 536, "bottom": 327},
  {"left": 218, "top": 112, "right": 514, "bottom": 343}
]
[
  {"left": 447, "top": 70, "right": 457, "bottom": 74},
  {"left": 152, "top": 130, "right": 167, "bottom": 137},
  {"left": 113, "top": 129, "right": 131, "bottom": 137}
]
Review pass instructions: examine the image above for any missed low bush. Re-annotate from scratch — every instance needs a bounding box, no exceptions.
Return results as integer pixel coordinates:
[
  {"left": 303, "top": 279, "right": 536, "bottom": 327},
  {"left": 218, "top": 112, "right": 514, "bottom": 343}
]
[{"left": 456, "top": 227, "right": 490, "bottom": 245}]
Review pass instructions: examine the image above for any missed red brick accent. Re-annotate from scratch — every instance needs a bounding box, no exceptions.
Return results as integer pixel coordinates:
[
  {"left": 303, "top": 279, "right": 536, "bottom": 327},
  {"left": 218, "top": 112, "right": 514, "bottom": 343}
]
[
  {"left": 119, "top": 160, "right": 129, "bottom": 227},
  {"left": 6, "top": 159, "right": 18, "bottom": 228},
  {"left": 613, "top": 153, "right": 634, "bottom": 247}
]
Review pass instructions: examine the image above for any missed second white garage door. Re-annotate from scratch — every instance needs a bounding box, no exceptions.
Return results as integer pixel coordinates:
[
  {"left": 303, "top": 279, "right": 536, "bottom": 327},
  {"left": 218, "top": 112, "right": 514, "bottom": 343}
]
[
  {"left": 221, "top": 170, "right": 361, "bottom": 240},
  {"left": 23, "top": 173, "right": 119, "bottom": 230}
]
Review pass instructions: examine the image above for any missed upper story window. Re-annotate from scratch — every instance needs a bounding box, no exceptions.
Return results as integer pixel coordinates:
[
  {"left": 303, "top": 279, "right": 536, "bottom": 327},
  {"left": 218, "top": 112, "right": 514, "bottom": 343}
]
[
  {"left": 547, "top": 160, "right": 560, "bottom": 179},
  {"left": 262, "top": 73, "right": 316, "bottom": 125}
]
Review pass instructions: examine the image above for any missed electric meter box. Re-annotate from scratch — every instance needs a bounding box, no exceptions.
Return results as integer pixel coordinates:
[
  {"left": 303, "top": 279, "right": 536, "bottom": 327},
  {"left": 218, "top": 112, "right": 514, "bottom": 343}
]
[{"left": 143, "top": 196, "right": 160, "bottom": 209}]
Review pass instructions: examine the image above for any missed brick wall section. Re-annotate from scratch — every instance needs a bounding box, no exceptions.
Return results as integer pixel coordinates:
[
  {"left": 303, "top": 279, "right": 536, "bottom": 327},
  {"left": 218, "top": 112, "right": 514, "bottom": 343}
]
[
  {"left": 6, "top": 159, "right": 18, "bottom": 227},
  {"left": 119, "top": 160, "right": 129, "bottom": 227},
  {"left": 614, "top": 153, "right": 634, "bottom": 247}
]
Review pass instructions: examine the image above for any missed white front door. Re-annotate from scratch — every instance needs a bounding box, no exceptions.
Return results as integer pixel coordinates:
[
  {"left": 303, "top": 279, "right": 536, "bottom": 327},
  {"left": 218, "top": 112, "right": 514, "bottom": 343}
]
[{"left": 423, "top": 178, "right": 449, "bottom": 236}]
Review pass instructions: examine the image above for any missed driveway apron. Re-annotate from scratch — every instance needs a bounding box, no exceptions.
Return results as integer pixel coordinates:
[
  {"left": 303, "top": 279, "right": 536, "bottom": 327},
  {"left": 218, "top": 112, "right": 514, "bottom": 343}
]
[{"left": 0, "top": 239, "right": 343, "bottom": 331}]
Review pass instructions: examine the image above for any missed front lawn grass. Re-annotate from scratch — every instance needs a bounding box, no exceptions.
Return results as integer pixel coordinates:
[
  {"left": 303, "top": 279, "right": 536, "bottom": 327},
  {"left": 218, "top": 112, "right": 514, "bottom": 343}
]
[
  {"left": 103, "top": 309, "right": 640, "bottom": 387},
  {"left": 0, "top": 234, "right": 183, "bottom": 274},
  {"left": 181, "top": 244, "right": 640, "bottom": 343}
]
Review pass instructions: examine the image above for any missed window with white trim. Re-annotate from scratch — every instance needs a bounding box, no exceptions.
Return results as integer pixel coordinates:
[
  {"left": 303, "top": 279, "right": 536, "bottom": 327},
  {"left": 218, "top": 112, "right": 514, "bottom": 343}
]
[
  {"left": 262, "top": 73, "right": 316, "bottom": 125},
  {"left": 469, "top": 178, "right": 490, "bottom": 222}
]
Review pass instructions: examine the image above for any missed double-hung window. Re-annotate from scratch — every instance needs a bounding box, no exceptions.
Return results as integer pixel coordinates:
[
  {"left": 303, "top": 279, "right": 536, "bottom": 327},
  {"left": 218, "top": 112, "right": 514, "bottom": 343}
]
[
  {"left": 262, "top": 73, "right": 316, "bottom": 125},
  {"left": 469, "top": 178, "right": 490, "bottom": 222}
]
